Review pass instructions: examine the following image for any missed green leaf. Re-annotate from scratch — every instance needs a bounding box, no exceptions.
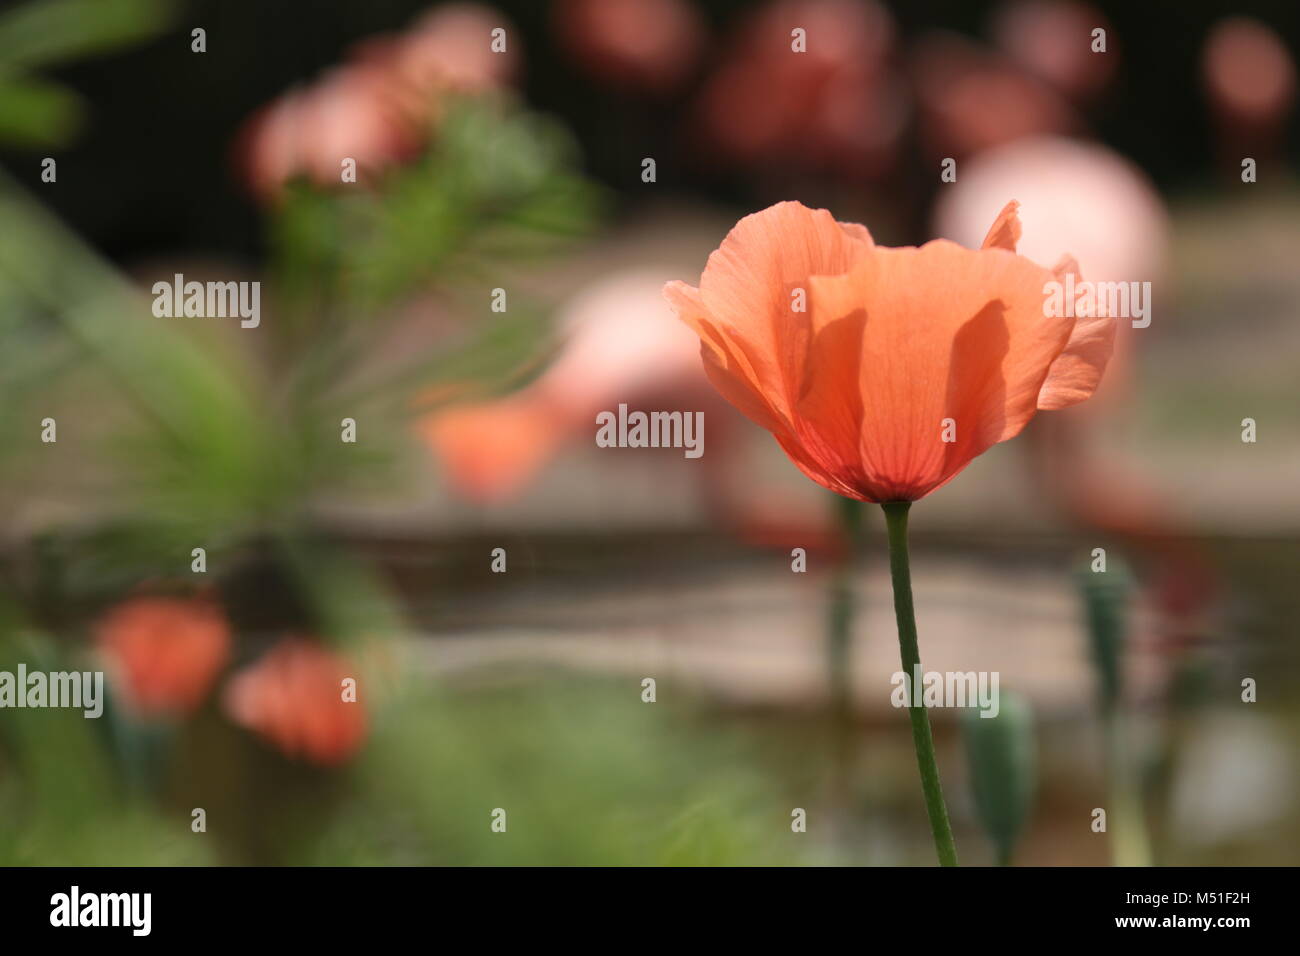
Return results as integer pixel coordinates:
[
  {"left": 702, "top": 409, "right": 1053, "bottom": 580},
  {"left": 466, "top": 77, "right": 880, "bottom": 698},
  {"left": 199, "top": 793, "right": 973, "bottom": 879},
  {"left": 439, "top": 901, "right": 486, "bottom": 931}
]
[
  {"left": 0, "top": 75, "right": 81, "bottom": 146},
  {"left": 0, "top": 171, "right": 282, "bottom": 537},
  {"left": 0, "top": 0, "right": 175, "bottom": 72}
]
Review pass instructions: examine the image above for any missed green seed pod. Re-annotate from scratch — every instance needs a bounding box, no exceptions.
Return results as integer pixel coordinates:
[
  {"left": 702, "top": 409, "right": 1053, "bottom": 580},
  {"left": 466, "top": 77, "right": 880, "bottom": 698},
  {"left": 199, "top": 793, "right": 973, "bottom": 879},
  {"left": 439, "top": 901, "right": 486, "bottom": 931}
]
[
  {"left": 1076, "top": 556, "right": 1134, "bottom": 710},
  {"left": 962, "top": 691, "right": 1036, "bottom": 865}
]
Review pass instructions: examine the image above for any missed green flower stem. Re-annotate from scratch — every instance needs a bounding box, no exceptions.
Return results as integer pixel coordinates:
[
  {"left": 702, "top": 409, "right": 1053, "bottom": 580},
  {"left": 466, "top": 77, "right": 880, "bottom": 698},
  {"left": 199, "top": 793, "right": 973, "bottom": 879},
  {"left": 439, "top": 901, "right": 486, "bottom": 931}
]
[
  {"left": 1104, "top": 710, "right": 1153, "bottom": 867},
  {"left": 882, "top": 501, "right": 959, "bottom": 867}
]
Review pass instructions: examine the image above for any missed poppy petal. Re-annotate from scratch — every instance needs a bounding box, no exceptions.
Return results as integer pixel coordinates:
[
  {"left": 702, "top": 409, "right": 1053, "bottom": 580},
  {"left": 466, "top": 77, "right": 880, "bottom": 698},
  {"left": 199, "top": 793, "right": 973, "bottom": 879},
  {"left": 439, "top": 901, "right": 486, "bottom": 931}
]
[
  {"left": 805, "top": 240, "right": 1073, "bottom": 500},
  {"left": 1037, "top": 255, "right": 1118, "bottom": 410},
  {"left": 693, "top": 201, "right": 873, "bottom": 421},
  {"left": 980, "top": 199, "right": 1022, "bottom": 252},
  {"left": 664, "top": 280, "right": 791, "bottom": 435}
]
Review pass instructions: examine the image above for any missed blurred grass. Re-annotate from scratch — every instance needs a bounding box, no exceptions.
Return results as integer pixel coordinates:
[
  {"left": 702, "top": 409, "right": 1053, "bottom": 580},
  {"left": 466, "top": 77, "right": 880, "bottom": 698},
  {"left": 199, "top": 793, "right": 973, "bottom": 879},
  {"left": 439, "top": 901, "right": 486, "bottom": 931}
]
[
  {"left": 310, "top": 676, "right": 809, "bottom": 866},
  {"left": 0, "top": 629, "right": 214, "bottom": 865},
  {"left": 0, "top": 651, "right": 815, "bottom": 864}
]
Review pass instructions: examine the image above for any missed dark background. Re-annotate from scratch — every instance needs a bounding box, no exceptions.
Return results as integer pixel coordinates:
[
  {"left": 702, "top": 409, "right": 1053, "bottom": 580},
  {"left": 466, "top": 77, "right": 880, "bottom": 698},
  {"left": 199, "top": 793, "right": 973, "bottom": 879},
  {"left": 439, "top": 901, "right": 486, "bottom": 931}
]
[{"left": 2, "top": 0, "right": 1297, "bottom": 265}]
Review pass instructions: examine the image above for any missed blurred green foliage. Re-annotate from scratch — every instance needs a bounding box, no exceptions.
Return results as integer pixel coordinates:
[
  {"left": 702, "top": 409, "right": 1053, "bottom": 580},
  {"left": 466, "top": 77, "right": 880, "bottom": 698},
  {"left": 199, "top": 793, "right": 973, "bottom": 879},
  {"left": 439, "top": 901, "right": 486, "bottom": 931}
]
[
  {"left": 311, "top": 679, "right": 806, "bottom": 866},
  {"left": 0, "top": 90, "right": 600, "bottom": 624},
  {"left": 0, "top": 14, "right": 613, "bottom": 865},
  {"left": 0, "top": 653, "right": 808, "bottom": 865},
  {"left": 0, "top": 0, "right": 175, "bottom": 147}
]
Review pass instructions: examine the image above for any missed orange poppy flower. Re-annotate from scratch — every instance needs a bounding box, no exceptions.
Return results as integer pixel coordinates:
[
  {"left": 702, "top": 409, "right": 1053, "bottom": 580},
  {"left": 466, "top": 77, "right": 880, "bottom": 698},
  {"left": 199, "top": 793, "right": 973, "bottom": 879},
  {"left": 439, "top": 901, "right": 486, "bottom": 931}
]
[
  {"left": 223, "top": 638, "right": 367, "bottom": 767},
  {"left": 95, "top": 596, "right": 231, "bottom": 718},
  {"left": 664, "top": 200, "right": 1115, "bottom": 503}
]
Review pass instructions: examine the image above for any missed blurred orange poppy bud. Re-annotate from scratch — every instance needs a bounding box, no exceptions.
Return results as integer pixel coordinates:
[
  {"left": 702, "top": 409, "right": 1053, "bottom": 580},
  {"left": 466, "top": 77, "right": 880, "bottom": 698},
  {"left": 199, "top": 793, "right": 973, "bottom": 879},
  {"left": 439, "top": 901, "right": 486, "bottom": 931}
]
[
  {"left": 96, "top": 596, "right": 231, "bottom": 719},
  {"left": 223, "top": 638, "right": 367, "bottom": 767}
]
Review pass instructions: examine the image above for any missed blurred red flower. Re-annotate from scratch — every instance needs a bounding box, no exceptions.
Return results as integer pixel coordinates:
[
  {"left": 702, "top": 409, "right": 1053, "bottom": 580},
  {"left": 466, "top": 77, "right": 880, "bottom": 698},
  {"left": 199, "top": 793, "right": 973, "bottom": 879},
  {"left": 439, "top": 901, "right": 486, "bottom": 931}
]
[
  {"left": 96, "top": 596, "right": 231, "bottom": 719},
  {"left": 691, "top": 0, "right": 903, "bottom": 179},
  {"left": 419, "top": 270, "right": 709, "bottom": 503},
  {"left": 553, "top": 0, "right": 705, "bottom": 95},
  {"left": 1202, "top": 16, "right": 1296, "bottom": 127},
  {"left": 992, "top": 0, "right": 1116, "bottom": 104},
  {"left": 240, "top": 61, "right": 422, "bottom": 200},
  {"left": 911, "top": 32, "right": 1079, "bottom": 162},
  {"left": 223, "top": 638, "right": 367, "bottom": 767},
  {"left": 380, "top": 3, "right": 519, "bottom": 108},
  {"left": 238, "top": 3, "right": 518, "bottom": 200}
]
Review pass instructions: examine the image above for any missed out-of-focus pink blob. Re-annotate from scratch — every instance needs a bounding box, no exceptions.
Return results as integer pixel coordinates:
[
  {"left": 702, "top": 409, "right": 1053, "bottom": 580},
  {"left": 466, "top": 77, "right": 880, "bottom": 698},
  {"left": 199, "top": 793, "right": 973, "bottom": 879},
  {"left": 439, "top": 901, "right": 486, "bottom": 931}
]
[
  {"left": 693, "top": 0, "right": 904, "bottom": 179},
  {"left": 933, "top": 136, "right": 1166, "bottom": 292},
  {"left": 938, "top": 140, "right": 1211, "bottom": 629},
  {"left": 912, "top": 32, "right": 1079, "bottom": 161},
  {"left": 992, "top": 0, "right": 1116, "bottom": 103},
  {"left": 386, "top": 3, "right": 519, "bottom": 102},
  {"left": 238, "top": 3, "right": 517, "bottom": 200},
  {"left": 932, "top": 137, "right": 1167, "bottom": 400},
  {"left": 553, "top": 0, "right": 705, "bottom": 95},
  {"left": 1202, "top": 17, "right": 1296, "bottom": 127},
  {"left": 241, "top": 63, "right": 422, "bottom": 200},
  {"left": 421, "top": 270, "right": 711, "bottom": 503}
]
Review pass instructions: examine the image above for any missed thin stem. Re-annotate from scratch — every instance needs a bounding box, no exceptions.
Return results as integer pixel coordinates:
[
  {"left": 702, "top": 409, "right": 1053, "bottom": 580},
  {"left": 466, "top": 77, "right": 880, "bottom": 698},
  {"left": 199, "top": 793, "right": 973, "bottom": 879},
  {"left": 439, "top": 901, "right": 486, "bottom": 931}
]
[
  {"left": 1103, "top": 709, "right": 1153, "bottom": 867},
  {"left": 882, "top": 501, "right": 959, "bottom": 867}
]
